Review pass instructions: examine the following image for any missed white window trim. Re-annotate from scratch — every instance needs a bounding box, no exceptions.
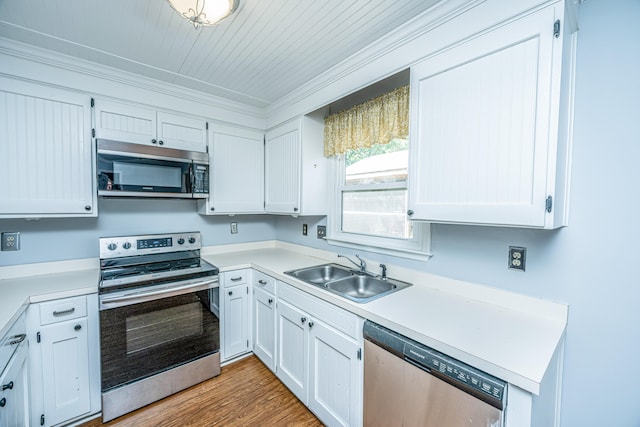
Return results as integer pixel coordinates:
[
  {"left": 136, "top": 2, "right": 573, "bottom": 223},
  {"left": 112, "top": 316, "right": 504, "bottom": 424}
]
[{"left": 325, "top": 155, "right": 432, "bottom": 262}]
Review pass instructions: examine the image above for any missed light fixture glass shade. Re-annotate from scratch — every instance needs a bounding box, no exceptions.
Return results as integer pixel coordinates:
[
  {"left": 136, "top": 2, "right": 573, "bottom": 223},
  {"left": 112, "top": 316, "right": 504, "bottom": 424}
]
[{"left": 168, "top": 0, "right": 239, "bottom": 29}]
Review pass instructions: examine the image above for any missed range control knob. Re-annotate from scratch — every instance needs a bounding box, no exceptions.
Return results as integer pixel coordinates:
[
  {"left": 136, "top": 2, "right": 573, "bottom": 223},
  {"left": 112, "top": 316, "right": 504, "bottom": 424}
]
[
  {"left": 122, "top": 242, "right": 132, "bottom": 250},
  {"left": 177, "top": 238, "right": 185, "bottom": 245},
  {"left": 188, "top": 237, "right": 196, "bottom": 244},
  {"left": 107, "top": 243, "right": 117, "bottom": 251}
]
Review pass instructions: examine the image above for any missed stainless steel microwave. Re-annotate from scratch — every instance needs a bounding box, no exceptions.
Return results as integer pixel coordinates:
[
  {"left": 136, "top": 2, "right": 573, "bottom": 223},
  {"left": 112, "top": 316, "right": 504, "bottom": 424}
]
[{"left": 97, "top": 139, "right": 209, "bottom": 198}]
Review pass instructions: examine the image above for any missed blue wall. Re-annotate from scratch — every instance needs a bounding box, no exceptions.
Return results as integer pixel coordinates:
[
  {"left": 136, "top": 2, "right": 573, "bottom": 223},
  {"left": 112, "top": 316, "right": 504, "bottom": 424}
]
[
  {"left": 276, "top": 2, "right": 640, "bottom": 425},
  {"left": 0, "top": 199, "right": 276, "bottom": 266}
]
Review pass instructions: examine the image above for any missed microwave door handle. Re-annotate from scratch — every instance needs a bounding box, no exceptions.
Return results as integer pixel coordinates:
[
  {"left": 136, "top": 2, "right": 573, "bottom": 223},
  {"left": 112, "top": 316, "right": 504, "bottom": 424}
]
[{"left": 188, "top": 163, "right": 195, "bottom": 193}]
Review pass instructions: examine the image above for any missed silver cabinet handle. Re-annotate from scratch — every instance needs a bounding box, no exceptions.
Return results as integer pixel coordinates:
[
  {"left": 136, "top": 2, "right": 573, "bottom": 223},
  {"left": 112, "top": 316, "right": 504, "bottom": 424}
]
[
  {"left": 300, "top": 317, "right": 306, "bottom": 324},
  {"left": 8, "top": 334, "right": 26, "bottom": 345},
  {"left": 258, "top": 279, "right": 267, "bottom": 285},
  {"left": 230, "top": 276, "right": 243, "bottom": 282},
  {"left": 53, "top": 307, "right": 76, "bottom": 316}
]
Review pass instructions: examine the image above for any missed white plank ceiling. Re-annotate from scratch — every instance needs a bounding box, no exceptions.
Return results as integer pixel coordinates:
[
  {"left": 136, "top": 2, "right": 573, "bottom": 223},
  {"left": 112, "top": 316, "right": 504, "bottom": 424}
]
[{"left": 0, "top": 0, "right": 440, "bottom": 108}]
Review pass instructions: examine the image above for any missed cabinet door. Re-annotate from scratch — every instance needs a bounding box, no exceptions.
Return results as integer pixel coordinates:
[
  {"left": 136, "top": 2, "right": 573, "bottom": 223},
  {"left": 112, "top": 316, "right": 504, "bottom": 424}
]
[
  {"left": 223, "top": 285, "right": 250, "bottom": 360},
  {"left": 276, "top": 299, "right": 308, "bottom": 403},
  {"left": 309, "top": 320, "right": 361, "bottom": 427},
  {"left": 156, "top": 111, "right": 206, "bottom": 152},
  {"left": 0, "top": 341, "right": 29, "bottom": 427},
  {"left": 0, "top": 78, "right": 95, "bottom": 217},
  {"left": 253, "top": 287, "right": 276, "bottom": 371},
  {"left": 206, "top": 126, "right": 264, "bottom": 214},
  {"left": 408, "top": 6, "right": 562, "bottom": 227},
  {"left": 94, "top": 98, "right": 156, "bottom": 145},
  {"left": 40, "top": 318, "right": 91, "bottom": 426},
  {"left": 265, "top": 121, "right": 300, "bottom": 214}
]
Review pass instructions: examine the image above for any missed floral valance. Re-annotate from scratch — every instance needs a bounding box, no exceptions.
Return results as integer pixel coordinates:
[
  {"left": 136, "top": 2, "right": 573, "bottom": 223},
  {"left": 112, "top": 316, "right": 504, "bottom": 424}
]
[{"left": 323, "top": 85, "right": 409, "bottom": 157}]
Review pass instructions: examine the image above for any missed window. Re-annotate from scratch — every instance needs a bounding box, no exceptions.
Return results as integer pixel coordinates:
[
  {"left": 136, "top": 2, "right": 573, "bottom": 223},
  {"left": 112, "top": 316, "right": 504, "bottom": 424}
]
[
  {"left": 327, "top": 140, "right": 431, "bottom": 260},
  {"left": 323, "top": 84, "right": 430, "bottom": 260}
]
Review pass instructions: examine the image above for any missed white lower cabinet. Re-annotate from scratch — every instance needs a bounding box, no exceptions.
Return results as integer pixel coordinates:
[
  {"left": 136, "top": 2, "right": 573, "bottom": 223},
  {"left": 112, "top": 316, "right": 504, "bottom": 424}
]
[
  {"left": 252, "top": 271, "right": 277, "bottom": 372},
  {"left": 220, "top": 270, "right": 252, "bottom": 361},
  {"left": 276, "top": 282, "right": 363, "bottom": 427},
  {"left": 0, "top": 314, "right": 29, "bottom": 427},
  {"left": 27, "top": 294, "right": 100, "bottom": 427}
]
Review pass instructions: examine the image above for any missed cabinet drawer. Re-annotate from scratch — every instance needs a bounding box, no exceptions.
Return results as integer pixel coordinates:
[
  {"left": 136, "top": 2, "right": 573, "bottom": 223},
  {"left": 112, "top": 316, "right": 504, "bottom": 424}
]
[
  {"left": 253, "top": 270, "right": 276, "bottom": 294},
  {"left": 278, "top": 282, "right": 361, "bottom": 339},
  {"left": 222, "top": 270, "right": 249, "bottom": 288},
  {"left": 40, "top": 296, "right": 87, "bottom": 325}
]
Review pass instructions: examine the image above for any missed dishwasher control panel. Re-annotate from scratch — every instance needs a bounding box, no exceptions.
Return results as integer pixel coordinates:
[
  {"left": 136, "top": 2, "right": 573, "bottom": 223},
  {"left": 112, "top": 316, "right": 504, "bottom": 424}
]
[{"left": 404, "top": 341, "right": 506, "bottom": 404}]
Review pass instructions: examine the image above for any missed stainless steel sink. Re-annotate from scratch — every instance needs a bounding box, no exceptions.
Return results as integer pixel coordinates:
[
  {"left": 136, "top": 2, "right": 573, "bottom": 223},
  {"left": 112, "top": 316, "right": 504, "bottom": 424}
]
[
  {"left": 284, "top": 263, "right": 412, "bottom": 303},
  {"left": 284, "top": 263, "right": 352, "bottom": 285},
  {"left": 325, "top": 275, "right": 411, "bottom": 303}
]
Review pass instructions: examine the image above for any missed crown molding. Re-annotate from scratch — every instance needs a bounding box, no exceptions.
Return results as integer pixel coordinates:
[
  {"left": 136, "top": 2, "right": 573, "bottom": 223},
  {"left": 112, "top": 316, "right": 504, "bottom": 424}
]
[
  {"left": 0, "top": 36, "right": 267, "bottom": 124},
  {"left": 266, "top": 0, "right": 483, "bottom": 122}
]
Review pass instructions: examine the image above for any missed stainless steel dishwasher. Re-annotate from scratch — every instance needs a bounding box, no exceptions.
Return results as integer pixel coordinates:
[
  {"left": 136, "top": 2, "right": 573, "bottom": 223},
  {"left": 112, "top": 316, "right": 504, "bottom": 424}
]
[{"left": 363, "top": 321, "right": 506, "bottom": 427}]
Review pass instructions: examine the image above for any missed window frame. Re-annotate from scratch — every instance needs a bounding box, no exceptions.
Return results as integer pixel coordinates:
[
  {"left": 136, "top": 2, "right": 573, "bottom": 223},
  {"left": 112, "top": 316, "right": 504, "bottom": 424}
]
[{"left": 325, "top": 154, "right": 432, "bottom": 261}]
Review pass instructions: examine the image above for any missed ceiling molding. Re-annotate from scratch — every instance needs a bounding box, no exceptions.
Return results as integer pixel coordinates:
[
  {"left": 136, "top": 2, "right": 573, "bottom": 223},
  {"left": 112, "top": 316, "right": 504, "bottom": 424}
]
[
  {"left": 266, "top": 0, "right": 485, "bottom": 121},
  {"left": 0, "top": 36, "right": 267, "bottom": 122}
]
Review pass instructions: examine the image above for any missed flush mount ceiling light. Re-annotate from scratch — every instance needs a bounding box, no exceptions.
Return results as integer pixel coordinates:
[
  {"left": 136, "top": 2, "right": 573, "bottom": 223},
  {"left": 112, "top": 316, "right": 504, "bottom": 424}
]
[{"left": 168, "top": 0, "right": 239, "bottom": 29}]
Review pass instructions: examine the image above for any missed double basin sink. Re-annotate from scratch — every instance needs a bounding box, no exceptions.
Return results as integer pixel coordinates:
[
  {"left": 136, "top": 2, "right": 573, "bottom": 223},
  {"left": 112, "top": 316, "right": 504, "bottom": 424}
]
[{"left": 284, "top": 263, "right": 412, "bottom": 303}]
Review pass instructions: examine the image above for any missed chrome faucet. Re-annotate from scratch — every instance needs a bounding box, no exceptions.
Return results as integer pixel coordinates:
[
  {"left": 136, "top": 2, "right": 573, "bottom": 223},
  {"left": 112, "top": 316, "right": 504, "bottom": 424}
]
[{"left": 338, "top": 254, "right": 367, "bottom": 274}]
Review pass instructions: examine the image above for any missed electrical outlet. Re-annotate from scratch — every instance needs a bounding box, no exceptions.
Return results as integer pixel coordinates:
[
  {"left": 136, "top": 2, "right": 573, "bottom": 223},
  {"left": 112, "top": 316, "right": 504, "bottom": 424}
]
[
  {"left": 230, "top": 222, "right": 238, "bottom": 234},
  {"left": 302, "top": 224, "right": 308, "bottom": 236},
  {"left": 1, "top": 232, "right": 20, "bottom": 251},
  {"left": 317, "top": 225, "right": 326, "bottom": 239},
  {"left": 508, "top": 246, "right": 526, "bottom": 271}
]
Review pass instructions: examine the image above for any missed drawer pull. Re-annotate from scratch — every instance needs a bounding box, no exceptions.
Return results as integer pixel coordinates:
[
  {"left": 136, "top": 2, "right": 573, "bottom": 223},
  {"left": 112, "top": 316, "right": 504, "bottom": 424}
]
[
  {"left": 53, "top": 307, "right": 76, "bottom": 316},
  {"left": 268, "top": 298, "right": 273, "bottom": 304},
  {"left": 8, "top": 334, "right": 26, "bottom": 345},
  {"left": 228, "top": 291, "right": 233, "bottom": 296},
  {"left": 300, "top": 317, "right": 306, "bottom": 324},
  {"left": 74, "top": 324, "right": 82, "bottom": 331},
  {"left": 2, "top": 382, "right": 13, "bottom": 391},
  {"left": 258, "top": 279, "right": 267, "bottom": 285},
  {"left": 0, "top": 398, "right": 5, "bottom": 407},
  {"left": 230, "top": 276, "right": 243, "bottom": 282},
  {"left": 308, "top": 321, "right": 314, "bottom": 329}
]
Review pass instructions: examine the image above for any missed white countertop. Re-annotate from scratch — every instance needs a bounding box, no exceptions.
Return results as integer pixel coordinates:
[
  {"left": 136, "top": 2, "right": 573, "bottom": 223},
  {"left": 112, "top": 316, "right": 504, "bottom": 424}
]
[
  {"left": 0, "top": 240, "right": 567, "bottom": 395},
  {"left": 202, "top": 241, "right": 567, "bottom": 394},
  {"left": 0, "top": 259, "right": 99, "bottom": 339}
]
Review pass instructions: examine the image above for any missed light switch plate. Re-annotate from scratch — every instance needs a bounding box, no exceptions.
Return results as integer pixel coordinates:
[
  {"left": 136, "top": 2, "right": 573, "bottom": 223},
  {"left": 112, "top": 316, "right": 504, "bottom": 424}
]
[
  {"left": 1, "top": 232, "right": 20, "bottom": 251},
  {"left": 317, "top": 225, "right": 326, "bottom": 239}
]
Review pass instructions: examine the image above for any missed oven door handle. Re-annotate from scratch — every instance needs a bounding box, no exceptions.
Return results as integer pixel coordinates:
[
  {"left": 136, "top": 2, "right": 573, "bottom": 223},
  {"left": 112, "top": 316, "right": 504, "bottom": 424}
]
[{"left": 99, "top": 278, "right": 218, "bottom": 309}]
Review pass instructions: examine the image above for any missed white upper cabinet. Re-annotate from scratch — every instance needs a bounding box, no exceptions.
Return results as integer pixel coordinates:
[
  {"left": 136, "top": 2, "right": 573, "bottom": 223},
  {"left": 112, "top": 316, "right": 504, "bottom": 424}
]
[
  {"left": 198, "top": 124, "right": 264, "bottom": 215},
  {"left": 408, "top": 3, "right": 576, "bottom": 228},
  {"left": 94, "top": 99, "right": 206, "bottom": 152},
  {"left": 0, "top": 77, "right": 96, "bottom": 218},
  {"left": 265, "top": 113, "right": 327, "bottom": 215}
]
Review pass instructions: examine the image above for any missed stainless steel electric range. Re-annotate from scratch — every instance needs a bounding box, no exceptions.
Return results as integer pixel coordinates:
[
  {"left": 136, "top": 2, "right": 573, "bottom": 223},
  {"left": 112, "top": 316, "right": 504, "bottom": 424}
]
[{"left": 98, "top": 232, "right": 220, "bottom": 422}]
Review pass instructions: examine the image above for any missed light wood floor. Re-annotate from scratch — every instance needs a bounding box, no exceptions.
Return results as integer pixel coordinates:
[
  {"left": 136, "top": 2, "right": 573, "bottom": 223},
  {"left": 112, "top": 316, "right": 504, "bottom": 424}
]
[{"left": 80, "top": 356, "right": 323, "bottom": 427}]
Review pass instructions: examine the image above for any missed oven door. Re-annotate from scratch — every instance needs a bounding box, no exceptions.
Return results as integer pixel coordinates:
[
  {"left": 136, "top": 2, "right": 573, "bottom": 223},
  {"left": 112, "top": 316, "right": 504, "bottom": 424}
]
[{"left": 99, "top": 277, "right": 219, "bottom": 392}]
